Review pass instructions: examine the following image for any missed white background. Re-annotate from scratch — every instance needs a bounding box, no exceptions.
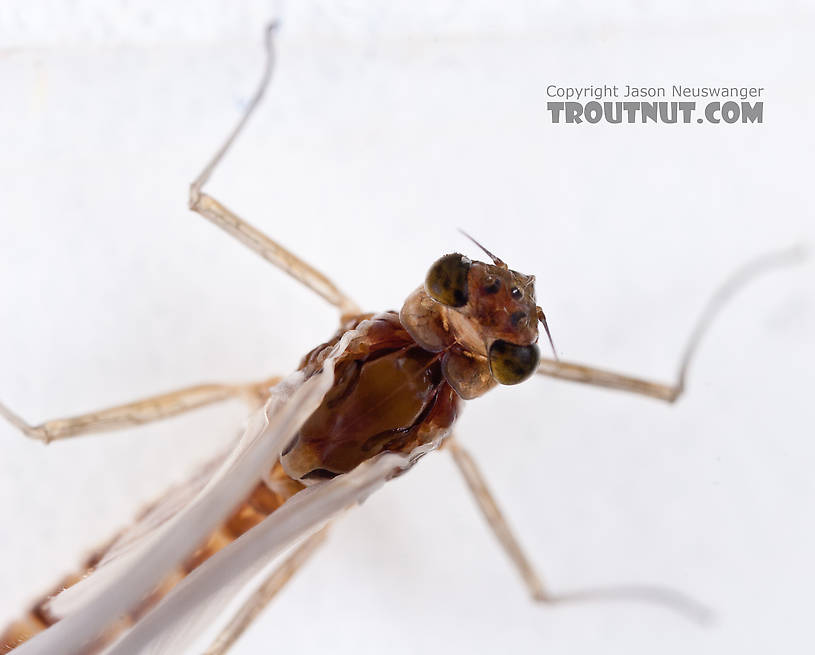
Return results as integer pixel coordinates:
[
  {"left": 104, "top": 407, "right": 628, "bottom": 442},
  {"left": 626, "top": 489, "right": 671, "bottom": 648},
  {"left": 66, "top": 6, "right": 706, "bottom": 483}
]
[{"left": 1, "top": 2, "right": 814, "bottom": 654}]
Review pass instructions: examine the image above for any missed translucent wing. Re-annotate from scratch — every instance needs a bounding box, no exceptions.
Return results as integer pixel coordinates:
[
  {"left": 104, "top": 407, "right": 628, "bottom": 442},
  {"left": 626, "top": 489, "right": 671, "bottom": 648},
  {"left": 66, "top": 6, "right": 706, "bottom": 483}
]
[
  {"left": 105, "top": 449, "right": 428, "bottom": 654},
  {"left": 13, "top": 328, "right": 347, "bottom": 655},
  {"left": 46, "top": 452, "right": 223, "bottom": 620},
  {"left": 95, "top": 456, "right": 222, "bottom": 568}
]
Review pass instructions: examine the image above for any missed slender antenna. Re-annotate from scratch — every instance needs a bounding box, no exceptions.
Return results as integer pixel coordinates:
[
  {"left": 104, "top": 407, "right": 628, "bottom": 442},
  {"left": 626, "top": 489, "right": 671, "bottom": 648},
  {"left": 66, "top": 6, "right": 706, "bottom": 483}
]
[
  {"left": 457, "top": 229, "right": 558, "bottom": 359},
  {"left": 536, "top": 307, "right": 558, "bottom": 360},
  {"left": 458, "top": 229, "right": 507, "bottom": 269}
]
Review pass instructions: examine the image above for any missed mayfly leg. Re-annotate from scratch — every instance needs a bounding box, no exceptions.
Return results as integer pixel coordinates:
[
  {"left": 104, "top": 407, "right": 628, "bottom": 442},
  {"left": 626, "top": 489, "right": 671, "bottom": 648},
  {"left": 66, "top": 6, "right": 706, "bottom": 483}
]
[
  {"left": 449, "top": 248, "right": 804, "bottom": 620},
  {"left": 446, "top": 436, "right": 712, "bottom": 622},
  {"left": 0, "top": 376, "right": 278, "bottom": 443},
  {"left": 203, "top": 525, "right": 331, "bottom": 655},
  {"left": 536, "top": 246, "right": 805, "bottom": 402},
  {"left": 188, "top": 23, "right": 360, "bottom": 321},
  {"left": 445, "top": 436, "right": 547, "bottom": 601}
]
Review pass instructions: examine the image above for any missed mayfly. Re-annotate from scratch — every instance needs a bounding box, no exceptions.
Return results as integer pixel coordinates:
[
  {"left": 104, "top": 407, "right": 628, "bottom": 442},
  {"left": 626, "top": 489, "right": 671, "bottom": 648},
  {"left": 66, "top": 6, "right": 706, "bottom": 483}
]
[{"left": 0, "top": 24, "right": 800, "bottom": 655}]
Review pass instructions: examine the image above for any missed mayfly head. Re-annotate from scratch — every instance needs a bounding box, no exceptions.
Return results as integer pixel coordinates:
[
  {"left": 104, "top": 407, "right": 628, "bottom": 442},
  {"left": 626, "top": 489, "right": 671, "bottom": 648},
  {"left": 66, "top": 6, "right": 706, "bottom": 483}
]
[{"left": 400, "top": 236, "right": 555, "bottom": 400}]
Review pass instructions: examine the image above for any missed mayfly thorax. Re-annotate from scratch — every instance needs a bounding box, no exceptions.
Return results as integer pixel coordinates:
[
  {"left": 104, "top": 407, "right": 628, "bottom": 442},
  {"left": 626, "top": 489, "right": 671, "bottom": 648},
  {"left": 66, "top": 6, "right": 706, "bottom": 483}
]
[{"left": 281, "top": 244, "right": 552, "bottom": 481}]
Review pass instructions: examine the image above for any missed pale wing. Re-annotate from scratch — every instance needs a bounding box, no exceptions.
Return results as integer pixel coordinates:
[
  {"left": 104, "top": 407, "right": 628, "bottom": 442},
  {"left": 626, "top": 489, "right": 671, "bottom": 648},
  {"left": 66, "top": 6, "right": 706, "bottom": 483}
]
[
  {"left": 45, "top": 452, "right": 223, "bottom": 619},
  {"left": 104, "top": 448, "right": 430, "bottom": 655},
  {"left": 96, "top": 456, "right": 222, "bottom": 567},
  {"left": 13, "top": 347, "right": 340, "bottom": 655}
]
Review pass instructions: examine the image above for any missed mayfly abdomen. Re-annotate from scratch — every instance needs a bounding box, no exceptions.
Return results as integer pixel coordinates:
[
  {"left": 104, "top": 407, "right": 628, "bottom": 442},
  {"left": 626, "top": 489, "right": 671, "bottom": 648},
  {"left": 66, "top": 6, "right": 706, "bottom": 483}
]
[{"left": 0, "top": 464, "right": 304, "bottom": 654}]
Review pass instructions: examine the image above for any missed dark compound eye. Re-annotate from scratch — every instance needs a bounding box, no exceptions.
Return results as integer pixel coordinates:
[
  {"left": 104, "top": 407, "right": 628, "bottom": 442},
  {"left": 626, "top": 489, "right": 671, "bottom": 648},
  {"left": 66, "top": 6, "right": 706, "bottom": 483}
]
[
  {"left": 425, "top": 253, "right": 471, "bottom": 307},
  {"left": 488, "top": 340, "right": 540, "bottom": 385},
  {"left": 510, "top": 287, "right": 523, "bottom": 300}
]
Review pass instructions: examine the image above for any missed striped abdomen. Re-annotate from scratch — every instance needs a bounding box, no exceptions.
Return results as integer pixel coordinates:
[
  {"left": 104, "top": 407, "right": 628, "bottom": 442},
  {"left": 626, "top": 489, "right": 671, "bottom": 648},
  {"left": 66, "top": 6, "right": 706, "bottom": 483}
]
[{"left": 0, "top": 462, "right": 304, "bottom": 654}]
